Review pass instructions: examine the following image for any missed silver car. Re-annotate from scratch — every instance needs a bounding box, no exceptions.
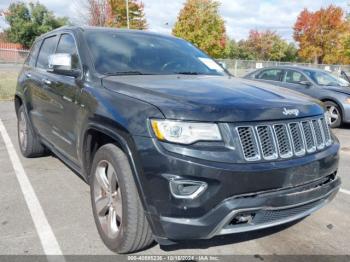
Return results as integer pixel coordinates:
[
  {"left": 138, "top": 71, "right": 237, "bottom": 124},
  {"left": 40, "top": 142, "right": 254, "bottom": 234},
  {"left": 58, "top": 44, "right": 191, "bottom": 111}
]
[{"left": 244, "top": 66, "right": 350, "bottom": 128}]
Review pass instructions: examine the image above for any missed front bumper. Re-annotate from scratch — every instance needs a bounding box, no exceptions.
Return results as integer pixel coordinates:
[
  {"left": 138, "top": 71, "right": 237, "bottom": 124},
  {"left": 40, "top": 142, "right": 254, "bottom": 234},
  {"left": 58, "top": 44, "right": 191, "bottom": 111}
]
[
  {"left": 132, "top": 136, "right": 340, "bottom": 243},
  {"left": 157, "top": 175, "right": 340, "bottom": 241}
]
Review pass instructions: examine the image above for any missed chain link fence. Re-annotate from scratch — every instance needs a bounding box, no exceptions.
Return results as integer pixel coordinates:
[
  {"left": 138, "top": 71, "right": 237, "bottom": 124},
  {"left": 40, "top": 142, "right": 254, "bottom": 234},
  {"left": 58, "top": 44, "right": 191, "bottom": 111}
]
[
  {"left": 218, "top": 59, "right": 350, "bottom": 78},
  {"left": 0, "top": 48, "right": 29, "bottom": 64}
]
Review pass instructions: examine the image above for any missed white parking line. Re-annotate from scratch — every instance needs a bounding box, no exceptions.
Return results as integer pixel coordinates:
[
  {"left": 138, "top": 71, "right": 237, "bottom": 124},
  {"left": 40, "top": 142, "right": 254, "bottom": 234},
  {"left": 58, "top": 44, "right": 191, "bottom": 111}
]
[
  {"left": 340, "top": 188, "right": 350, "bottom": 195},
  {"left": 0, "top": 119, "right": 64, "bottom": 258}
]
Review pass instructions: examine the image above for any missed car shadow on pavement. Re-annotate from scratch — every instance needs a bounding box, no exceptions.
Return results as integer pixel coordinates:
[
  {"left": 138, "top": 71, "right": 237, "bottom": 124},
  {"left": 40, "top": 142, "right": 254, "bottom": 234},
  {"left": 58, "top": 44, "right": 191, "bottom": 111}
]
[
  {"left": 159, "top": 219, "right": 302, "bottom": 251},
  {"left": 338, "top": 123, "right": 350, "bottom": 129}
]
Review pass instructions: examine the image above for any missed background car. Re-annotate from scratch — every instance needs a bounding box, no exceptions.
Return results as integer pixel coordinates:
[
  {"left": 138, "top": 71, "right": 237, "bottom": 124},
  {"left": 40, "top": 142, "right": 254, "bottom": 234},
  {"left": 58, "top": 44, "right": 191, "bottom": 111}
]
[{"left": 244, "top": 66, "right": 350, "bottom": 128}]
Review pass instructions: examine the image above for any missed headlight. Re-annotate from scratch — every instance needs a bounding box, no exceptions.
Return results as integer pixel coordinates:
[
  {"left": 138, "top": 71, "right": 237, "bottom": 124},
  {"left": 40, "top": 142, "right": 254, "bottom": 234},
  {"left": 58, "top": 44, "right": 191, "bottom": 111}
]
[{"left": 151, "top": 119, "right": 222, "bottom": 144}]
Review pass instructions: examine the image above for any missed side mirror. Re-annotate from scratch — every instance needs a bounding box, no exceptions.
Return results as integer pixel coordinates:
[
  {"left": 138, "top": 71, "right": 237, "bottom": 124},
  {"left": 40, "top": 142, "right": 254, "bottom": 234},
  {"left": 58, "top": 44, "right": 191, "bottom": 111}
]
[
  {"left": 299, "top": 80, "right": 312, "bottom": 87},
  {"left": 48, "top": 53, "right": 80, "bottom": 77}
]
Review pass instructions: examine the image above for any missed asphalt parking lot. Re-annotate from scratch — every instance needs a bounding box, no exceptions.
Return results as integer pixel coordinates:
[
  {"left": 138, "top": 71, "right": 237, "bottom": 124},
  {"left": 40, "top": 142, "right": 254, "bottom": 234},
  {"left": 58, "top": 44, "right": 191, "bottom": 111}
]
[{"left": 0, "top": 100, "right": 349, "bottom": 259}]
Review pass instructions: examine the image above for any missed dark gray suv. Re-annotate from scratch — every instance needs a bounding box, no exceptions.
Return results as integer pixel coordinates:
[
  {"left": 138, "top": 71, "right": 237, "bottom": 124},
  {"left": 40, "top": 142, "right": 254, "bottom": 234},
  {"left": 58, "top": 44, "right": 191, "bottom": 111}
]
[
  {"left": 15, "top": 27, "right": 340, "bottom": 253},
  {"left": 245, "top": 66, "right": 350, "bottom": 128}
]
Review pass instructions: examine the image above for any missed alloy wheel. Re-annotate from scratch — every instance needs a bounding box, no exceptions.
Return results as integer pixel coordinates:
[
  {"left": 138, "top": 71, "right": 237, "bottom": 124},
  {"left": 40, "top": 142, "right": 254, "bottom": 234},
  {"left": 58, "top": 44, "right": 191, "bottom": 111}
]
[
  {"left": 93, "top": 160, "right": 122, "bottom": 239},
  {"left": 19, "top": 111, "right": 28, "bottom": 150},
  {"left": 326, "top": 105, "right": 339, "bottom": 126}
]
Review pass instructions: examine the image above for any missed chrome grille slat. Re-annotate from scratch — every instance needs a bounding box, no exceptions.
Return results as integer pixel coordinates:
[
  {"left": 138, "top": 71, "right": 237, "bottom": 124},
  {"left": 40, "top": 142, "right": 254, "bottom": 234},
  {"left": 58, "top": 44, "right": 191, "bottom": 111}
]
[
  {"left": 320, "top": 118, "right": 332, "bottom": 146},
  {"left": 288, "top": 122, "right": 306, "bottom": 156},
  {"left": 256, "top": 125, "right": 278, "bottom": 160},
  {"left": 301, "top": 121, "right": 316, "bottom": 153},
  {"left": 312, "top": 119, "right": 325, "bottom": 150},
  {"left": 237, "top": 126, "right": 260, "bottom": 161},
  {"left": 236, "top": 116, "right": 332, "bottom": 162},
  {"left": 273, "top": 124, "right": 293, "bottom": 158}
]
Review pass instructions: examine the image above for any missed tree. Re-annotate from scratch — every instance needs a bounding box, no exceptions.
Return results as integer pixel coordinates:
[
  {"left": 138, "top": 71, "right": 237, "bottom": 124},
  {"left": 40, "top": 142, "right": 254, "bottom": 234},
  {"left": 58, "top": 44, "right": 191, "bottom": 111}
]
[
  {"left": 172, "top": 0, "right": 227, "bottom": 58},
  {"left": 281, "top": 43, "right": 298, "bottom": 62},
  {"left": 86, "top": 0, "right": 109, "bottom": 26},
  {"left": 80, "top": 0, "right": 147, "bottom": 29},
  {"left": 241, "top": 30, "right": 290, "bottom": 61},
  {"left": 4, "top": 2, "right": 68, "bottom": 48},
  {"left": 106, "top": 0, "right": 147, "bottom": 29},
  {"left": 0, "top": 32, "right": 6, "bottom": 42},
  {"left": 293, "top": 5, "right": 349, "bottom": 64}
]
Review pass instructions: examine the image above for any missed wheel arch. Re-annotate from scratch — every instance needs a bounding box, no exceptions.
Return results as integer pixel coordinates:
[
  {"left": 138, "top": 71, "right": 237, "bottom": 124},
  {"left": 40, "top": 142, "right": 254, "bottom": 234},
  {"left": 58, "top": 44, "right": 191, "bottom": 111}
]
[
  {"left": 14, "top": 94, "right": 23, "bottom": 116},
  {"left": 81, "top": 122, "right": 150, "bottom": 212}
]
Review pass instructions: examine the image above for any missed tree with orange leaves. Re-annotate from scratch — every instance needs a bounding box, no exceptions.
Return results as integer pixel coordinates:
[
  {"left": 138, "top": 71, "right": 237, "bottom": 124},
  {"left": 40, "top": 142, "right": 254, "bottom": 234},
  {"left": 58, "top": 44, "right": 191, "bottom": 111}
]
[{"left": 294, "top": 5, "right": 349, "bottom": 64}]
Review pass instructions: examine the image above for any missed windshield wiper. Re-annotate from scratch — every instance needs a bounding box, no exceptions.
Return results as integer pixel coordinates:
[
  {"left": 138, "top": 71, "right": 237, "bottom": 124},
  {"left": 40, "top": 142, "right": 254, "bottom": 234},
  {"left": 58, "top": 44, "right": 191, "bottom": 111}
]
[{"left": 104, "top": 71, "right": 153, "bottom": 76}]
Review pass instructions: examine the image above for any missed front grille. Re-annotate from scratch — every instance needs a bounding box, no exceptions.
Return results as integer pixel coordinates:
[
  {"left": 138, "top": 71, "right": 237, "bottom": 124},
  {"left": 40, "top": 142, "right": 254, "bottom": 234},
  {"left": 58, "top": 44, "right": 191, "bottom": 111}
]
[{"left": 236, "top": 116, "right": 332, "bottom": 161}]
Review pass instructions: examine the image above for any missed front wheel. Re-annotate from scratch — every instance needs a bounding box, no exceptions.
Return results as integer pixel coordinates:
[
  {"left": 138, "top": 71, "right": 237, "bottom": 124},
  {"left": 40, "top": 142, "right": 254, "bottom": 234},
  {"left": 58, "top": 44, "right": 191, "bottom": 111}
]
[
  {"left": 324, "top": 101, "right": 342, "bottom": 128},
  {"left": 90, "top": 144, "right": 153, "bottom": 253}
]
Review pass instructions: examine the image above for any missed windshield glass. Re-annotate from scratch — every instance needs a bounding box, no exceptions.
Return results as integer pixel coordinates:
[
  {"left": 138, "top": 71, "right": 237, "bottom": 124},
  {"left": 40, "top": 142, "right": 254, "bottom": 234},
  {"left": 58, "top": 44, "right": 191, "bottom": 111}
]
[
  {"left": 304, "top": 70, "right": 349, "bottom": 87},
  {"left": 84, "top": 30, "right": 226, "bottom": 76}
]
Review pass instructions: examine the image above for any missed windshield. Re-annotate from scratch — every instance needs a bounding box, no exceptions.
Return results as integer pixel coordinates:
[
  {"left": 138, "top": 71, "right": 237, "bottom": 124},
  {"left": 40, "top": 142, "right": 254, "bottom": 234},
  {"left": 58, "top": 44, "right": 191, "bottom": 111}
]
[
  {"left": 84, "top": 30, "right": 226, "bottom": 76},
  {"left": 304, "top": 70, "right": 349, "bottom": 87}
]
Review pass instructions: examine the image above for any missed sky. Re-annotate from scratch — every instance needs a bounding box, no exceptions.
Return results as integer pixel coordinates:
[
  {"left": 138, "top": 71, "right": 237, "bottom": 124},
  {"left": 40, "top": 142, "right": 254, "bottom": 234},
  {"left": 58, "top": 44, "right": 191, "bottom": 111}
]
[{"left": 0, "top": 0, "right": 349, "bottom": 42}]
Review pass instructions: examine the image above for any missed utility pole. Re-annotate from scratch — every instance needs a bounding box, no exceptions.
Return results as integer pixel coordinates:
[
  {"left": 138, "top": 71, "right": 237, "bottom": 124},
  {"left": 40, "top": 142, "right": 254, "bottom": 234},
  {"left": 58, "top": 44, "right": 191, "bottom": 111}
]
[{"left": 126, "top": 0, "right": 130, "bottom": 29}]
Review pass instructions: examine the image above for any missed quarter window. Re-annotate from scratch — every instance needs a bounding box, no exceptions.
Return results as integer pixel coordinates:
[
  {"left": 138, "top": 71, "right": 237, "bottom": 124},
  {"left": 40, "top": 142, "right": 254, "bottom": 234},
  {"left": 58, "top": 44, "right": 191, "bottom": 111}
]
[
  {"left": 36, "top": 36, "right": 58, "bottom": 69},
  {"left": 257, "top": 69, "right": 283, "bottom": 82},
  {"left": 26, "top": 40, "right": 41, "bottom": 67},
  {"left": 285, "top": 70, "right": 307, "bottom": 84}
]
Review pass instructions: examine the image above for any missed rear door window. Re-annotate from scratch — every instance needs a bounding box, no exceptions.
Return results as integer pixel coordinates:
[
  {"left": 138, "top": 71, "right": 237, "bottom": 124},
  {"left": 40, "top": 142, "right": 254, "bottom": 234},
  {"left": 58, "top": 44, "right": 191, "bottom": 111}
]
[
  {"left": 36, "top": 35, "right": 58, "bottom": 69},
  {"left": 257, "top": 69, "right": 284, "bottom": 82}
]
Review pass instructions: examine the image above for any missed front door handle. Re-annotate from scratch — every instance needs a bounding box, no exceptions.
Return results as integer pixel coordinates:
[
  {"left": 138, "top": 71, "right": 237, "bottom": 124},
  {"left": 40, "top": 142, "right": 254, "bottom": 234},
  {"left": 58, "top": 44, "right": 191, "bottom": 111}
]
[{"left": 42, "top": 79, "right": 52, "bottom": 85}]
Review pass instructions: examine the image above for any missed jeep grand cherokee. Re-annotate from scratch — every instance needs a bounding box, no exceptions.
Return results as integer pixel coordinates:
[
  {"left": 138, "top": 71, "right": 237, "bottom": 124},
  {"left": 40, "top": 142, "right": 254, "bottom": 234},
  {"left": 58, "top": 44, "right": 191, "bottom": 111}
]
[{"left": 15, "top": 26, "right": 340, "bottom": 253}]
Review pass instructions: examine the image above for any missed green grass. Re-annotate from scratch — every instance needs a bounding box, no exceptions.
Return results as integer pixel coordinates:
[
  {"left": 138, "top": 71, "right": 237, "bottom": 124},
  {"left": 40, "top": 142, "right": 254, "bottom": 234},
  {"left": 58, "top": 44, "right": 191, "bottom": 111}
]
[{"left": 0, "top": 71, "right": 18, "bottom": 100}]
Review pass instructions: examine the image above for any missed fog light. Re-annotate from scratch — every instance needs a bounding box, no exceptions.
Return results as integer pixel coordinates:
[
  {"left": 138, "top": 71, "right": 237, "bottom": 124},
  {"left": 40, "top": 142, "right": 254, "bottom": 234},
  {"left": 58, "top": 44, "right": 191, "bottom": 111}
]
[
  {"left": 169, "top": 180, "right": 207, "bottom": 199},
  {"left": 230, "top": 213, "right": 255, "bottom": 225}
]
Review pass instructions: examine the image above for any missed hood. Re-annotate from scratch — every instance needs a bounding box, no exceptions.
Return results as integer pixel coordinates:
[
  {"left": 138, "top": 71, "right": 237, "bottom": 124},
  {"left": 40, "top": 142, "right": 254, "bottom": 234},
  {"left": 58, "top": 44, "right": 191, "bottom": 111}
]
[{"left": 102, "top": 75, "right": 324, "bottom": 122}]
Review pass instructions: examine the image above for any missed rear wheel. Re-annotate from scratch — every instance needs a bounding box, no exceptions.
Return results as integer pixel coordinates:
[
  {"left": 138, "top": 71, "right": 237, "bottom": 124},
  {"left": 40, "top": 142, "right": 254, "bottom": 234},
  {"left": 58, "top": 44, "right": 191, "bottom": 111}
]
[
  {"left": 324, "top": 101, "right": 342, "bottom": 128},
  {"left": 90, "top": 144, "right": 153, "bottom": 253},
  {"left": 17, "top": 105, "right": 46, "bottom": 157}
]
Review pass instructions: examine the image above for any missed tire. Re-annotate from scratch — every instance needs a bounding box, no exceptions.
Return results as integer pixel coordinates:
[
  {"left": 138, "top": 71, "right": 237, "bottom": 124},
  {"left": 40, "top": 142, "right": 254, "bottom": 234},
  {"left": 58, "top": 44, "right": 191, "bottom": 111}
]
[
  {"left": 90, "top": 144, "right": 153, "bottom": 253},
  {"left": 324, "top": 101, "right": 342, "bottom": 128},
  {"left": 17, "top": 105, "right": 46, "bottom": 157}
]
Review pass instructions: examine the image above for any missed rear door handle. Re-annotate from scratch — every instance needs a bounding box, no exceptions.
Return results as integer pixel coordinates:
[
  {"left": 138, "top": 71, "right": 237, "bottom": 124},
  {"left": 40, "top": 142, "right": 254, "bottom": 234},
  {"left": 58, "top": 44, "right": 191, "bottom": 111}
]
[{"left": 42, "top": 79, "right": 52, "bottom": 85}]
